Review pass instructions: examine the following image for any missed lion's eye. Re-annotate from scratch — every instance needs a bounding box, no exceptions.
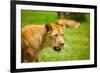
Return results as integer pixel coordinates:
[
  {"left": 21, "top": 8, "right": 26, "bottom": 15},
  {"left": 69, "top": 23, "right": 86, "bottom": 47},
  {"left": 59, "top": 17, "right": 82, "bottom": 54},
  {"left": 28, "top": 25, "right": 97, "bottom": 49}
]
[{"left": 62, "top": 34, "right": 64, "bottom": 36}]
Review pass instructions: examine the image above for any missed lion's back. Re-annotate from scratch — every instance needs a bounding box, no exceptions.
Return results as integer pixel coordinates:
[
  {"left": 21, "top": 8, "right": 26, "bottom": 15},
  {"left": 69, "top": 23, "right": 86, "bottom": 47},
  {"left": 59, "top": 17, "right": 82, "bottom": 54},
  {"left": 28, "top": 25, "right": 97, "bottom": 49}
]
[{"left": 21, "top": 25, "right": 46, "bottom": 50}]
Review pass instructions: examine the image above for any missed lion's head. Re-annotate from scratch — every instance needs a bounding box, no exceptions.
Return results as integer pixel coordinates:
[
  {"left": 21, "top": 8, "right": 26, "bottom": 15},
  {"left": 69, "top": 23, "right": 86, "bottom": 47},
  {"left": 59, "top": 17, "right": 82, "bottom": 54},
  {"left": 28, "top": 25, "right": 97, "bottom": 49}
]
[{"left": 45, "top": 23, "right": 65, "bottom": 52}]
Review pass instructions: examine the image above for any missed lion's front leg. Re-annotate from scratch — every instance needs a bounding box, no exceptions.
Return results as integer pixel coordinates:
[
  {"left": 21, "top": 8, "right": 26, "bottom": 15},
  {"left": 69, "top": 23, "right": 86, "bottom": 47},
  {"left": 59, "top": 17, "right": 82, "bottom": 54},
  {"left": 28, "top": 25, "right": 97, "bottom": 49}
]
[
  {"left": 22, "top": 47, "right": 36, "bottom": 63},
  {"left": 34, "top": 51, "right": 40, "bottom": 62}
]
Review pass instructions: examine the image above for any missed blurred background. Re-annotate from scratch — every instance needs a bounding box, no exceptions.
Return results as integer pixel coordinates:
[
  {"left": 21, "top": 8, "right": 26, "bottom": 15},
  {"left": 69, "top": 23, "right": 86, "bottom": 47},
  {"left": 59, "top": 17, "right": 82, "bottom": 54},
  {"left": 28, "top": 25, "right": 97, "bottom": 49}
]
[{"left": 21, "top": 10, "right": 90, "bottom": 62}]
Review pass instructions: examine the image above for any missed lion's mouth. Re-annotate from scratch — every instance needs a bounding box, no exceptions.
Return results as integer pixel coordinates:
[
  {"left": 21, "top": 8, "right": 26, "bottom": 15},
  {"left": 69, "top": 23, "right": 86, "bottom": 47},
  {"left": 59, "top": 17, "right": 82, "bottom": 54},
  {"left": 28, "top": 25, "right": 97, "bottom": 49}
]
[{"left": 53, "top": 47, "right": 61, "bottom": 52}]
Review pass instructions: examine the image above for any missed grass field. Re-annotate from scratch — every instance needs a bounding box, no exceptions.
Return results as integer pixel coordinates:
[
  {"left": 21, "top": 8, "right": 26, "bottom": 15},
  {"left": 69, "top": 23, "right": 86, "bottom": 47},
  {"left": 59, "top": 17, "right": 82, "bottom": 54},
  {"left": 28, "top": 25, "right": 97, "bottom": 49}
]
[{"left": 21, "top": 10, "right": 90, "bottom": 62}]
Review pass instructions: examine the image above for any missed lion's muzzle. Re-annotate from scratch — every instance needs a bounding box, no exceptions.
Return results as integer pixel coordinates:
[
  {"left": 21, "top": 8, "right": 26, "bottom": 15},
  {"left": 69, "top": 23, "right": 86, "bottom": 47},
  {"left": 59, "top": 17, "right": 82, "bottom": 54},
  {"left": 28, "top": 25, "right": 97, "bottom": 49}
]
[{"left": 53, "top": 43, "right": 64, "bottom": 52}]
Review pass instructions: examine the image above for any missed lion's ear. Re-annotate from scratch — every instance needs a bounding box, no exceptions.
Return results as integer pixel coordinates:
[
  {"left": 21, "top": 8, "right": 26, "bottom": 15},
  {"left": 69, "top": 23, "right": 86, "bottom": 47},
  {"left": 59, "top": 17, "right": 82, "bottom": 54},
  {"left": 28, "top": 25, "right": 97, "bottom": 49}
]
[{"left": 45, "top": 24, "right": 52, "bottom": 32}]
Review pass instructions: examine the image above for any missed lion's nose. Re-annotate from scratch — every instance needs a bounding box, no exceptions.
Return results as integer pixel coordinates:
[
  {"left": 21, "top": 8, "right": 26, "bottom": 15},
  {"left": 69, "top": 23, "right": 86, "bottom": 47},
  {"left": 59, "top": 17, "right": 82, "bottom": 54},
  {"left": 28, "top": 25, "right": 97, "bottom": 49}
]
[{"left": 61, "top": 43, "right": 64, "bottom": 46}]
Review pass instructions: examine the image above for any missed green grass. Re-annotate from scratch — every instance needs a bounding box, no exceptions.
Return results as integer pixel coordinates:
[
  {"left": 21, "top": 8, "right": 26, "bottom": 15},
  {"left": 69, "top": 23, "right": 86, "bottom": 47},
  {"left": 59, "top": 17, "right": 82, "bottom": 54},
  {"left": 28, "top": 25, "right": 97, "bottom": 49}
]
[
  {"left": 21, "top": 10, "right": 90, "bottom": 62},
  {"left": 21, "top": 10, "right": 58, "bottom": 26}
]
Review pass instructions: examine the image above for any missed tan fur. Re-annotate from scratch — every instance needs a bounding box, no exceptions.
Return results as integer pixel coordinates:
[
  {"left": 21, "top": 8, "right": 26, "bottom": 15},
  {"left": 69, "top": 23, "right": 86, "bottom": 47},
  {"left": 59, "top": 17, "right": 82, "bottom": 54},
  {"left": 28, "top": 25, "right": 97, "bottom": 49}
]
[
  {"left": 21, "top": 24, "right": 65, "bottom": 62},
  {"left": 56, "top": 19, "right": 80, "bottom": 29}
]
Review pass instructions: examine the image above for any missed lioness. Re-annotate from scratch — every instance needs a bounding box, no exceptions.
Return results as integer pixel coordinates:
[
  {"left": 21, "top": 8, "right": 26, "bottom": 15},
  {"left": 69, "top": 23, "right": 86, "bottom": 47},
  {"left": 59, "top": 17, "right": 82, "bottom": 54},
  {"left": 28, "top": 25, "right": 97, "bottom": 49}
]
[
  {"left": 56, "top": 19, "right": 80, "bottom": 29},
  {"left": 21, "top": 23, "right": 65, "bottom": 62}
]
